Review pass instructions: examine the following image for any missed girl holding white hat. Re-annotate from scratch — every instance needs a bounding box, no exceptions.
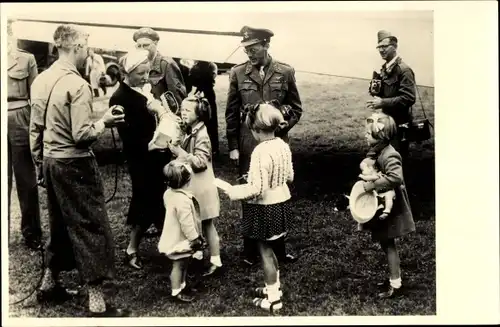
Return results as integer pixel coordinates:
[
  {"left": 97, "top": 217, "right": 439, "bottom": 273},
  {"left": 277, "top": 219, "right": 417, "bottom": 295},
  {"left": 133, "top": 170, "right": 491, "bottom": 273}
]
[{"left": 358, "top": 112, "right": 415, "bottom": 299}]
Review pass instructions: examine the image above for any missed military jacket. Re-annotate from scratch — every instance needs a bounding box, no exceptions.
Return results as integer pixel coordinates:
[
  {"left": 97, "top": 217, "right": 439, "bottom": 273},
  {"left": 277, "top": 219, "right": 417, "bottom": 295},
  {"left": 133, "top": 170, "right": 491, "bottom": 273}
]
[
  {"left": 225, "top": 57, "right": 303, "bottom": 151},
  {"left": 148, "top": 51, "right": 187, "bottom": 106},
  {"left": 378, "top": 57, "right": 416, "bottom": 125},
  {"left": 7, "top": 49, "right": 38, "bottom": 107}
]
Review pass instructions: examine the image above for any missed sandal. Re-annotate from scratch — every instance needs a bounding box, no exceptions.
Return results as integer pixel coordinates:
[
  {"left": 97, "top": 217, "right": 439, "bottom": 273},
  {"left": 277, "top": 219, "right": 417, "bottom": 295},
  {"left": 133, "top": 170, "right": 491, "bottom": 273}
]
[
  {"left": 252, "top": 297, "right": 283, "bottom": 314},
  {"left": 172, "top": 292, "right": 195, "bottom": 303},
  {"left": 252, "top": 287, "right": 283, "bottom": 298},
  {"left": 378, "top": 285, "right": 404, "bottom": 299},
  {"left": 124, "top": 252, "right": 143, "bottom": 270},
  {"left": 36, "top": 284, "right": 77, "bottom": 304}
]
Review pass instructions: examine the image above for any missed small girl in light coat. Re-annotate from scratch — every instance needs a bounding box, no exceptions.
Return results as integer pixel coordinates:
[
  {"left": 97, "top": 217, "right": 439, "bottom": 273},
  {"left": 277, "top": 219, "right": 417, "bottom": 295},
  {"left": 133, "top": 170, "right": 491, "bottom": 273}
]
[
  {"left": 158, "top": 160, "right": 206, "bottom": 303},
  {"left": 224, "top": 103, "right": 294, "bottom": 314},
  {"left": 167, "top": 94, "right": 222, "bottom": 276},
  {"left": 360, "top": 112, "right": 415, "bottom": 299}
]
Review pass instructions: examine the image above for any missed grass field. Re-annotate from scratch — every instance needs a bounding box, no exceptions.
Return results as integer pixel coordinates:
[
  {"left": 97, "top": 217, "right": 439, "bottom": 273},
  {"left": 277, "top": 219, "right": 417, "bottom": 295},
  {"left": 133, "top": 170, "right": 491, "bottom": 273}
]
[{"left": 7, "top": 71, "right": 435, "bottom": 317}]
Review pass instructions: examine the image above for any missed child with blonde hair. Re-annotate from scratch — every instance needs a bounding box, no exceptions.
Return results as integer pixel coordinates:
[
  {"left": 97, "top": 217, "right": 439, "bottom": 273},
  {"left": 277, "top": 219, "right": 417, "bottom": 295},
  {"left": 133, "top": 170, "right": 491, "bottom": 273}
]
[
  {"left": 359, "top": 112, "right": 415, "bottom": 298},
  {"left": 158, "top": 160, "right": 206, "bottom": 303},
  {"left": 167, "top": 94, "right": 222, "bottom": 276},
  {"left": 224, "top": 103, "right": 294, "bottom": 313}
]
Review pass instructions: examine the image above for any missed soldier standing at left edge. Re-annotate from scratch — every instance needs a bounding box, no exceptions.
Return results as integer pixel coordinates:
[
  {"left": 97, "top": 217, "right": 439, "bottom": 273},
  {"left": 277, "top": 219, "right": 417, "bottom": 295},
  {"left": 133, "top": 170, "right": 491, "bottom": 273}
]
[{"left": 7, "top": 19, "right": 43, "bottom": 251}]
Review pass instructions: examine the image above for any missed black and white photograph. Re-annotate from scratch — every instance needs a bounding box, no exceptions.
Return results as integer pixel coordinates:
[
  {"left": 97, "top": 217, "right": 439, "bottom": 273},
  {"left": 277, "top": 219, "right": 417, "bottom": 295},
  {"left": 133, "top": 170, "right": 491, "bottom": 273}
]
[{"left": 1, "top": 1, "right": 498, "bottom": 325}]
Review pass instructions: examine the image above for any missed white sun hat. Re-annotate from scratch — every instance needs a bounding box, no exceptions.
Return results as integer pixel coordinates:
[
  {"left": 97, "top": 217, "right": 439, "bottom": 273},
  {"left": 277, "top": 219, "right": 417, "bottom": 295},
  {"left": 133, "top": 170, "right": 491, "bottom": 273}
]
[{"left": 349, "top": 181, "right": 379, "bottom": 224}]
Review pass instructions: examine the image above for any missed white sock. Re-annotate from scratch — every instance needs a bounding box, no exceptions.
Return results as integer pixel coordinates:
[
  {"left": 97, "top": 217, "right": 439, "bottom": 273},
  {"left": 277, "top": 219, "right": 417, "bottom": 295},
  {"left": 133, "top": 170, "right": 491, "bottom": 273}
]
[
  {"left": 210, "top": 255, "right": 222, "bottom": 267},
  {"left": 390, "top": 277, "right": 402, "bottom": 289},
  {"left": 39, "top": 269, "right": 56, "bottom": 291},
  {"left": 172, "top": 288, "right": 182, "bottom": 296},
  {"left": 193, "top": 251, "right": 203, "bottom": 260},
  {"left": 276, "top": 271, "right": 281, "bottom": 289},
  {"left": 266, "top": 282, "right": 281, "bottom": 303},
  {"left": 180, "top": 282, "right": 186, "bottom": 290},
  {"left": 88, "top": 285, "right": 106, "bottom": 313}
]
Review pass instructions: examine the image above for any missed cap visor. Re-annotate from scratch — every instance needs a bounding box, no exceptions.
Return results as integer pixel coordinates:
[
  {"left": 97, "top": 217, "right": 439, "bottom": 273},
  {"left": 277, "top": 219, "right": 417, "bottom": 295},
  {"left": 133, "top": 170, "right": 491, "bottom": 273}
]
[{"left": 241, "top": 39, "right": 262, "bottom": 47}]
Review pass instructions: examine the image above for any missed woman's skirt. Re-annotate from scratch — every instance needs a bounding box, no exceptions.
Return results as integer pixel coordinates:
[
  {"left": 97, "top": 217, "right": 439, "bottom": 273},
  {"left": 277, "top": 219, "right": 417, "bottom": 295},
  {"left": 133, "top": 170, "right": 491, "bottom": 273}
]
[
  {"left": 241, "top": 201, "right": 293, "bottom": 241},
  {"left": 126, "top": 152, "right": 170, "bottom": 229}
]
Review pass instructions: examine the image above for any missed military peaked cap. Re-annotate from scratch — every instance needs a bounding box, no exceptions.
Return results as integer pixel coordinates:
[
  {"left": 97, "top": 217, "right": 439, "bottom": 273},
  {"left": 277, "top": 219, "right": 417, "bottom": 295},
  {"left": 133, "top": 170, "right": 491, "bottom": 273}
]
[
  {"left": 240, "top": 26, "right": 274, "bottom": 47},
  {"left": 133, "top": 27, "right": 160, "bottom": 42}
]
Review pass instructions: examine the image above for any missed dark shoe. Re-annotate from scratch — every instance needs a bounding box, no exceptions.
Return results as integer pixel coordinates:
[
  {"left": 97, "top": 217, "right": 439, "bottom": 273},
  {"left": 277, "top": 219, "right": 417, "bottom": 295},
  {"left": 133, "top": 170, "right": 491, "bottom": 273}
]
[
  {"left": 36, "top": 285, "right": 76, "bottom": 304},
  {"left": 378, "top": 285, "right": 404, "bottom": 299},
  {"left": 187, "top": 258, "right": 206, "bottom": 278},
  {"left": 202, "top": 264, "right": 223, "bottom": 277},
  {"left": 171, "top": 292, "right": 194, "bottom": 303},
  {"left": 89, "top": 304, "right": 131, "bottom": 317},
  {"left": 182, "top": 284, "right": 199, "bottom": 295},
  {"left": 24, "top": 237, "right": 43, "bottom": 251},
  {"left": 377, "top": 279, "right": 390, "bottom": 289},
  {"left": 124, "top": 252, "right": 143, "bottom": 270}
]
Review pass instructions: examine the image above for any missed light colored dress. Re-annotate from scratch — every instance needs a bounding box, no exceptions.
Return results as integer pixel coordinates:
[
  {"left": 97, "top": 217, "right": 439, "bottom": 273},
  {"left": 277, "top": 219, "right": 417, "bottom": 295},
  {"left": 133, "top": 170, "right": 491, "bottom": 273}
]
[{"left": 178, "top": 121, "right": 220, "bottom": 221}]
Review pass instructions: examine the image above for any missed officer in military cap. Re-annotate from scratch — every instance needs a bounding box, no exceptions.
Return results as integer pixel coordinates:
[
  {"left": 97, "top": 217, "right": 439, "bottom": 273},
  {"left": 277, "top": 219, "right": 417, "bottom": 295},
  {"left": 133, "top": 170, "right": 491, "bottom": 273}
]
[
  {"left": 6, "top": 19, "right": 43, "bottom": 250},
  {"left": 225, "top": 26, "right": 303, "bottom": 266},
  {"left": 366, "top": 30, "right": 416, "bottom": 163},
  {"left": 133, "top": 27, "right": 187, "bottom": 106}
]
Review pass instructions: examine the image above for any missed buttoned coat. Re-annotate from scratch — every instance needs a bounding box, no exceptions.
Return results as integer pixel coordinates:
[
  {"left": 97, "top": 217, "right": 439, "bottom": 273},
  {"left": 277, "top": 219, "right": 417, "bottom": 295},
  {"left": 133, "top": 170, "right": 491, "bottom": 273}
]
[
  {"left": 158, "top": 189, "right": 202, "bottom": 260},
  {"left": 362, "top": 144, "right": 415, "bottom": 240},
  {"left": 178, "top": 122, "right": 220, "bottom": 220},
  {"left": 379, "top": 57, "right": 416, "bottom": 125},
  {"left": 225, "top": 57, "right": 303, "bottom": 175}
]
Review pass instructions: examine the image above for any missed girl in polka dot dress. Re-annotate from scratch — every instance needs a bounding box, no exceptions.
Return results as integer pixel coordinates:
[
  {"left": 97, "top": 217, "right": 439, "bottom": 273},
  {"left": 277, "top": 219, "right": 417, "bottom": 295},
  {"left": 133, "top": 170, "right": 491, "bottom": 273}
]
[{"left": 224, "top": 103, "right": 294, "bottom": 314}]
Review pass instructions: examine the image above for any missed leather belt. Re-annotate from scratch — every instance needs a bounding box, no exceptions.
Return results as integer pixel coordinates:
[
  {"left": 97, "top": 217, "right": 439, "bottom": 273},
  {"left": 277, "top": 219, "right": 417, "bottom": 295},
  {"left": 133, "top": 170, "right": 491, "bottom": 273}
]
[{"left": 8, "top": 100, "right": 30, "bottom": 110}]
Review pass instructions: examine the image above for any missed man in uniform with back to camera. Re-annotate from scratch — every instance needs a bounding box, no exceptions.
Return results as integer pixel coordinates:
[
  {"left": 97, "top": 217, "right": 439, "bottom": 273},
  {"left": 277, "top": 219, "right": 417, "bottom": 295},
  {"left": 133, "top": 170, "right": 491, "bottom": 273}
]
[
  {"left": 226, "top": 26, "right": 303, "bottom": 267},
  {"left": 132, "top": 27, "right": 188, "bottom": 237},
  {"left": 366, "top": 30, "right": 416, "bottom": 164},
  {"left": 6, "top": 19, "right": 43, "bottom": 251}
]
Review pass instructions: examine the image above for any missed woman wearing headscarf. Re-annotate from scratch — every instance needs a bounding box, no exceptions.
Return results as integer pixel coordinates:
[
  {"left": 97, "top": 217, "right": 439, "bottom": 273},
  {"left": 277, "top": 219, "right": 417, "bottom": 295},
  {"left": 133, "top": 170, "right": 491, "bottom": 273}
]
[{"left": 109, "top": 49, "right": 171, "bottom": 269}]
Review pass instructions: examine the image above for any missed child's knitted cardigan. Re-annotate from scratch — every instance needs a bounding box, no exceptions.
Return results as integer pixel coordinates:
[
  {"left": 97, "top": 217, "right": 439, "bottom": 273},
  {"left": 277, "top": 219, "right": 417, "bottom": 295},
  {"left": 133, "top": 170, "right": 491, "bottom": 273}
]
[{"left": 230, "top": 138, "right": 294, "bottom": 205}]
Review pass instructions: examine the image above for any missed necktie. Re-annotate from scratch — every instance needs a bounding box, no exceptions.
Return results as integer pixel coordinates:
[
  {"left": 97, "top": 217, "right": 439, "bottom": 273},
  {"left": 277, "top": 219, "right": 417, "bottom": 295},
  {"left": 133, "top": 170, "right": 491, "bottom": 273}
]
[{"left": 259, "top": 66, "right": 265, "bottom": 80}]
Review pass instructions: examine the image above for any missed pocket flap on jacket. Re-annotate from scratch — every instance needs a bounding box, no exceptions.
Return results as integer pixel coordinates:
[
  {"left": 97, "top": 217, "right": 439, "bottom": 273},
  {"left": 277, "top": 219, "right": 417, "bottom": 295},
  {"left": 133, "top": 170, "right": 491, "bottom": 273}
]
[
  {"left": 240, "top": 82, "right": 258, "bottom": 91},
  {"left": 8, "top": 69, "right": 29, "bottom": 80}
]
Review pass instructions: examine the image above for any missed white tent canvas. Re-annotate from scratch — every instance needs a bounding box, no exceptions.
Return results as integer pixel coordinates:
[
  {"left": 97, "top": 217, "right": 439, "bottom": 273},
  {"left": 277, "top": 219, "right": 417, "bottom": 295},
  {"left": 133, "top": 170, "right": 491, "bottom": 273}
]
[{"left": 10, "top": 10, "right": 433, "bottom": 87}]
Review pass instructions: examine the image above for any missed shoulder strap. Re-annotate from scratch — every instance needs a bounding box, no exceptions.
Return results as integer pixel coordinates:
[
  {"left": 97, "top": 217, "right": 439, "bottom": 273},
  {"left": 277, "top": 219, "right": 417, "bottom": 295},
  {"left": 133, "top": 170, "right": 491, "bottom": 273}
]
[
  {"left": 413, "top": 85, "right": 434, "bottom": 128},
  {"left": 410, "top": 74, "right": 434, "bottom": 128},
  {"left": 43, "top": 73, "right": 72, "bottom": 129}
]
